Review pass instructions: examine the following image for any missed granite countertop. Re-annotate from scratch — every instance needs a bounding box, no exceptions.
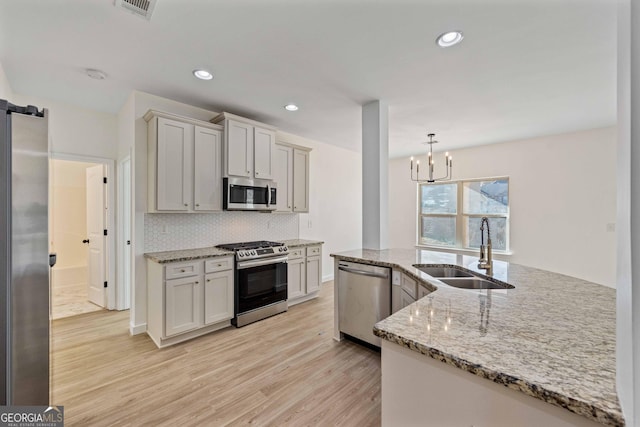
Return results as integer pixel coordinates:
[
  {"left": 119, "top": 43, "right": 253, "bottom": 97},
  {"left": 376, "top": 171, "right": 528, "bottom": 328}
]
[
  {"left": 145, "top": 240, "right": 323, "bottom": 264},
  {"left": 331, "top": 248, "right": 622, "bottom": 427},
  {"left": 144, "top": 247, "right": 234, "bottom": 263},
  {"left": 281, "top": 239, "right": 324, "bottom": 247}
]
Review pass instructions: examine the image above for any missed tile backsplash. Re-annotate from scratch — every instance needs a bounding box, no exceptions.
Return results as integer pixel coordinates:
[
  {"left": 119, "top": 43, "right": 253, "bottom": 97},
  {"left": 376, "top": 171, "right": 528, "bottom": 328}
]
[{"left": 145, "top": 212, "right": 299, "bottom": 252}]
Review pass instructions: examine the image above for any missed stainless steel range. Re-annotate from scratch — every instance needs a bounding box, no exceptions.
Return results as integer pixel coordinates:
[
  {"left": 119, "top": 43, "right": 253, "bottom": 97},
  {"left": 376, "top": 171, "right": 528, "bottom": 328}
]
[{"left": 216, "top": 241, "right": 289, "bottom": 327}]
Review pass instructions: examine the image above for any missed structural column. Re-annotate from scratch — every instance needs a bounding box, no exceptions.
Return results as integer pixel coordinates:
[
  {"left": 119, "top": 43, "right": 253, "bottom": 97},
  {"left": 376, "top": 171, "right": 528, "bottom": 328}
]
[
  {"left": 616, "top": 0, "right": 639, "bottom": 424},
  {"left": 362, "top": 100, "right": 389, "bottom": 250}
]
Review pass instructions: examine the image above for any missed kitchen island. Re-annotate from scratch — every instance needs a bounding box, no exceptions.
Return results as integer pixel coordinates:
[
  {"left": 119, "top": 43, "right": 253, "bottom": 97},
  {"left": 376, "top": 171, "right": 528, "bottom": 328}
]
[{"left": 330, "top": 249, "right": 623, "bottom": 427}]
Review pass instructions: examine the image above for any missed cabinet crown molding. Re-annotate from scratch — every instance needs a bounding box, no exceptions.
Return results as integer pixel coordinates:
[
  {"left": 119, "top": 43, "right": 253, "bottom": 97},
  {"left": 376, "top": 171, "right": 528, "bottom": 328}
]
[
  {"left": 211, "top": 111, "right": 277, "bottom": 131},
  {"left": 143, "top": 109, "right": 223, "bottom": 131},
  {"left": 275, "top": 140, "right": 312, "bottom": 152}
]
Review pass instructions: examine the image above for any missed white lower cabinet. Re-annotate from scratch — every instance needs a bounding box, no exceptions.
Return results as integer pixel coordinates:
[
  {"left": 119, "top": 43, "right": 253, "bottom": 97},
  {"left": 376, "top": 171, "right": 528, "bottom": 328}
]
[
  {"left": 287, "top": 256, "right": 306, "bottom": 300},
  {"left": 147, "top": 256, "right": 234, "bottom": 348},
  {"left": 204, "top": 270, "right": 234, "bottom": 325},
  {"left": 287, "top": 245, "right": 323, "bottom": 306},
  {"left": 400, "top": 289, "right": 416, "bottom": 309},
  {"left": 165, "top": 275, "right": 202, "bottom": 336}
]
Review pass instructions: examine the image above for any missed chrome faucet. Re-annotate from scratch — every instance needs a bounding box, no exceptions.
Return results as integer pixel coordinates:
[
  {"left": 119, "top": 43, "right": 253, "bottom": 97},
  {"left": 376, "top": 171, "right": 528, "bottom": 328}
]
[{"left": 478, "top": 217, "right": 493, "bottom": 275}]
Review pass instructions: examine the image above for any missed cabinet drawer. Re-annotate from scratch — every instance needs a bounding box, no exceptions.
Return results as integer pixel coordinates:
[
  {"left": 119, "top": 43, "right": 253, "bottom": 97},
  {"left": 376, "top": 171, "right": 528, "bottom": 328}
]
[
  {"left": 401, "top": 274, "right": 417, "bottom": 299},
  {"left": 205, "top": 256, "right": 233, "bottom": 273},
  {"left": 288, "top": 248, "right": 305, "bottom": 260},
  {"left": 165, "top": 261, "right": 201, "bottom": 280},
  {"left": 306, "top": 245, "right": 321, "bottom": 256}
]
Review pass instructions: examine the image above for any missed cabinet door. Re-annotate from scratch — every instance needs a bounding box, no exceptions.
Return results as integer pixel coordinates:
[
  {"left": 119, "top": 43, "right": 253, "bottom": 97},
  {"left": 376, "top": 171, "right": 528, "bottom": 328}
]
[
  {"left": 157, "top": 118, "right": 193, "bottom": 210},
  {"left": 204, "top": 270, "right": 234, "bottom": 325},
  {"left": 293, "top": 149, "right": 309, "bottom": 212},
  {"left": 165, "top": 275, "right": 202, "bottom": 337},
  {"left": 287, "top": 257, "right": 306, "bottom": 299},
  {"left": 274, "top": 144, "right": 293, "bottom": 212},
  {"left": 194, "top": 126, "right": 222, "bottom": 211},
  {"left": 418, "top": 286, "right": 431, "bottom": 299},
  {"left": 401, "top": 289, "right": 416, "bottom": 309},
  {"left": 254, "top": 127, "right": 276, "bottom": 180},
  {"left": 226, "top": 119, "right": 253, "bottom": 178},
  {"left": 306, "top": 255, "right": 321, "bottom": 293}
]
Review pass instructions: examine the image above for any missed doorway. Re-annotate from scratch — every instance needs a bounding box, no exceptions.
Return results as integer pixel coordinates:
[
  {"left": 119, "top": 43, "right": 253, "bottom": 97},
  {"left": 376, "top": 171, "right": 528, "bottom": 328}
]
[{"left": 50, "top": 156, "right": 115, "bottom": 319}]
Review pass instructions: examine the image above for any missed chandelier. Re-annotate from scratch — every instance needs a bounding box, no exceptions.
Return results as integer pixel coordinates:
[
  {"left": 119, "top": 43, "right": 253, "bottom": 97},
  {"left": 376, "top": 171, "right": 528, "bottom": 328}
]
[{"left": 410, "top": 133, "right": 452, "bottom": 183}]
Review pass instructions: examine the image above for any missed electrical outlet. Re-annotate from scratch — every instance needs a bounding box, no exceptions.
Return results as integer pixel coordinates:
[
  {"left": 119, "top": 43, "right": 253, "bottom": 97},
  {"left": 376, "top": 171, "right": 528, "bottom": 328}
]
[
  {"left": 267, "top": 221, "right": 273, "bottom": 229},
  {"left": 606, "top": 223, "right": 615, "bottom": 232},
  {"left": 161, "top": 224, "right": 169, "bottom": 234},
  {"left": 308, "top": 219, "right": 312, "bottom": 228}
]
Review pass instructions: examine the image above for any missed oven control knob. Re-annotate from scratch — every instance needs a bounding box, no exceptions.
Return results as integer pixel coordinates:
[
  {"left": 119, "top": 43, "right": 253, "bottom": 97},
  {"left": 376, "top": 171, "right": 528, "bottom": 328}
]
[
  {"left": 238, "top": 253, "right": 243, "bottom": 258},
  {"left": 252, "top": 250, "right": 257, "bottom": 255},
  {"left": 282, "top": 246, "right": 288, "bottom": 252}
]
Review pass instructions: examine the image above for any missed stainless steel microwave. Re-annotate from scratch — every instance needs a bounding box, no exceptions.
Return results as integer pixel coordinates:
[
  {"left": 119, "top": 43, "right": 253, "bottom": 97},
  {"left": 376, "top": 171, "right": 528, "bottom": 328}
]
[{"left": 223, "top": 177, "right": 277, "bottom": 211}]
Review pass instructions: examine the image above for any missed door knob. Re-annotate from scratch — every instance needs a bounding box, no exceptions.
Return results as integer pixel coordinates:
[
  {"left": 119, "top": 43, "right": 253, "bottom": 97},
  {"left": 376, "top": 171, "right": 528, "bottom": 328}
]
[{"left": 82, "top": 239, "right": 90, "bottom": 244}]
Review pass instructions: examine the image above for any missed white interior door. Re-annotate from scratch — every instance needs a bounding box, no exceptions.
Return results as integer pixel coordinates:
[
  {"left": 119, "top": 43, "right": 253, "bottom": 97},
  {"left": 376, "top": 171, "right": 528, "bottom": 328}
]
[{"left": 86, "top": 164, "right": 106, "bottom": 307}]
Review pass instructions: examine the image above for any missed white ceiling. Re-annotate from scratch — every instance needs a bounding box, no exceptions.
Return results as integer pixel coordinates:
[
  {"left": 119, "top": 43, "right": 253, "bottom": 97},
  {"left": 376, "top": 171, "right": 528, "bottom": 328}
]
[{"left": 0, "top": 0, "right": 616, "bottom": 158}]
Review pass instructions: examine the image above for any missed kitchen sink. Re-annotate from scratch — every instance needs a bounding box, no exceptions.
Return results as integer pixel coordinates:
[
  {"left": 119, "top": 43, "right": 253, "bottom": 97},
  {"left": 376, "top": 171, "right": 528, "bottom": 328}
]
[
  {"left": 438, "top": 277, "right": 515, "bottom": 290},
  {"left": 414, "top": 265, "right": 475, "bottom": 278}
]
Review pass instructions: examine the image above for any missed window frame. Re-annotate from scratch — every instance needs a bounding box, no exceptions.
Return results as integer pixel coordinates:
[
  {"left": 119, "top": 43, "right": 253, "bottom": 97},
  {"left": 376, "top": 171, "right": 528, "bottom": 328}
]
[{"left": 416, "top": 176, "right": 510, "bottom": 253}]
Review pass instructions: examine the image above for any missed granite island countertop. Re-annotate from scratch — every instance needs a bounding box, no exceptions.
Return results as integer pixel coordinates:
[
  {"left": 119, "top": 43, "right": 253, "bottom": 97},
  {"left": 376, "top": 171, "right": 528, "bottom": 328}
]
[
  {"left": 331, "top": 248, "right": 623, "bottom": 427},
  {"left": 145, "top": 240, "right": 324, "bottom": 264}
]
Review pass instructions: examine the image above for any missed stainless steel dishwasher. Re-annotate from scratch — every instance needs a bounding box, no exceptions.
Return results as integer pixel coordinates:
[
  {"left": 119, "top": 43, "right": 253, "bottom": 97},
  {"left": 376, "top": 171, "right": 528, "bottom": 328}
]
[{"left": 337, "top": 261, "right": 391, "bottom": 347}]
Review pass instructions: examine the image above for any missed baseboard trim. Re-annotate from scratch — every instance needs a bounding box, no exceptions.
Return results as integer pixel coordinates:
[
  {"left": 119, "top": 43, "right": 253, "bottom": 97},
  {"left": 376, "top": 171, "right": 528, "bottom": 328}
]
[
  {"left": 322, "top": 273, "right": 334, "bottom": 283},
  {"left": 130, "top": 322, "right": 147, "bottom": 336}
]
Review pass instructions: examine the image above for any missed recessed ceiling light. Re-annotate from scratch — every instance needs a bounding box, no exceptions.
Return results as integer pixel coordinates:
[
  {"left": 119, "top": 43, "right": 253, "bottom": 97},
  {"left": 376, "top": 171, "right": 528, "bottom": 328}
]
[
  {"left": 86, "top": 69, "right": 107, "bottom": 80},
  {"left": 284, "top": 104, "right": 299, "bottom": 111},
  {"left": 193, "top": 69, "right": 213, "bottom": 80},
  {"left": 436, "top": 31, "right": 464, "bottom": 48}
]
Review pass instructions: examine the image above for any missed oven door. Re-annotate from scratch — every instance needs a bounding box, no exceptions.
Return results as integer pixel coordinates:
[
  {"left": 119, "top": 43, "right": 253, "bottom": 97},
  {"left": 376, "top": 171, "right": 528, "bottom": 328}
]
[{"left": 236, "top": 256, "right": 288, "bottom": 314}]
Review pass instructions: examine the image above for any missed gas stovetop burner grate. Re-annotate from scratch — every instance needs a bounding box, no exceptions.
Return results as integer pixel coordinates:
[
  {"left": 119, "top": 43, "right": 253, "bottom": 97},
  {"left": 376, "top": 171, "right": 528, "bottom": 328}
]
[{"left": 216, "top": 240, "right": 284, "bottom": 251}]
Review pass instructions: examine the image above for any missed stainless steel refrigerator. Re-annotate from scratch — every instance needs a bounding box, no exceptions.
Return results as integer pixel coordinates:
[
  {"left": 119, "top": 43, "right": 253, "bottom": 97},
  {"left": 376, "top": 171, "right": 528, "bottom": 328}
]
[{"left": 0, "top": 99, "right": 51, "bottom": 405}]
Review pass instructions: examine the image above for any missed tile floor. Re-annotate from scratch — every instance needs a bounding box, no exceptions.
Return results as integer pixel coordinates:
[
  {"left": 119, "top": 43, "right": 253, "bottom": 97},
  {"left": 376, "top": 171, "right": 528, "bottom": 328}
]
[{"left": 51, "top": 279, "right": 103, "bottom": 319}]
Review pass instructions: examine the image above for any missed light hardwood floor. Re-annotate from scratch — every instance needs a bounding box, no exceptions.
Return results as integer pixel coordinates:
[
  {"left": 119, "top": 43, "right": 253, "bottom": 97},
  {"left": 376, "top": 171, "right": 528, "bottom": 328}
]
[{"left": 51, "top": 281, "right": 381, "bottom": 426}]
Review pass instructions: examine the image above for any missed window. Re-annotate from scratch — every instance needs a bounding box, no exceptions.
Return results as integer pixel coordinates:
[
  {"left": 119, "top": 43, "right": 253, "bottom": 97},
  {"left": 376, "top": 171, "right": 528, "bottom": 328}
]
[{"left": 418, "top": 178, "right": 509, "bottom": 251}]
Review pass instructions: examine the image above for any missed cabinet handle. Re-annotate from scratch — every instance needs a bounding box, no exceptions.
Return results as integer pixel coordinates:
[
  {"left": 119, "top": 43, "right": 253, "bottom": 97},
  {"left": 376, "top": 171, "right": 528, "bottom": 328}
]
[
  {"left": 180, "top": 269, "right": 186, "bottom": 272},
  {"left": 195, "top": 281, "right": 199, "bottom": 284},
  {"left": 255, "top": 172, "right": 259, "bottom": 175},
  {"left": 196, "top": 203, "right": 200, "bottom": 207},
  {"left": 206, "top": 279, "right": 211, "bottom": 282},
  {"left": 184, "top": 203, "right": 188, "bottom": 207},
  {"left": 217, "top": 263, "right": 222, "bottom": 267},
  {"left": 288, "top": 205, "right": 291, "bottom": 209}
]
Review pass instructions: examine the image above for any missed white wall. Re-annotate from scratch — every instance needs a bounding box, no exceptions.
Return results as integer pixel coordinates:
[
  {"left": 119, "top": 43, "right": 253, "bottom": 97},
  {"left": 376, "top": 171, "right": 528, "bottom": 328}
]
[
  {"left": 278, "top": 131, "right": 363, "bottom": 281},
  {"left": 11, "top": 93, "right": 118, "bottom": 159},
  {"left": 389, "top": 127, "right": 617, "bottom": 287},
  {"left": 0, "top": 62, "right": 13, "bottom": 100}
]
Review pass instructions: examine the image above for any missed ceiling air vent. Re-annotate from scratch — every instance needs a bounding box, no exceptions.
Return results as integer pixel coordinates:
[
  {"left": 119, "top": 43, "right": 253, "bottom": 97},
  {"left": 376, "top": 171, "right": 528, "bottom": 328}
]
[{"left": 114, "top": 0, "right": 157, "bottom": 21}]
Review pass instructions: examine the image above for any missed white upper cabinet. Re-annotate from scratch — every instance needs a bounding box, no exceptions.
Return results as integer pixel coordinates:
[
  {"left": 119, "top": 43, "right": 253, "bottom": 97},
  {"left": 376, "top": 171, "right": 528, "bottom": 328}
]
[
  {"left": 253, "top": 127, "right": 276, "bottom": 179},
  {"left": 145, "top": 110, "right": 223, "bottom": 213},
  {"left": 293, "top": 148, "right": 309, "bottom": 213},
  {"left": 274, "top": 145, "right": 293, "bottom": 212},
  {"left": 194, "top": 126, "right": 222, "bottom": 211},
  {"left": 226, "top": 120, "right": 253, "bottom": 178},
  {"left": 156, "top": 118, "right": 193, "bottom": 211},
  {"left": 212, "top": 112, "right": 277, "bottom": 180},
  {"left": 275, "top": 142, "right": 311, "bottom": 213}
]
